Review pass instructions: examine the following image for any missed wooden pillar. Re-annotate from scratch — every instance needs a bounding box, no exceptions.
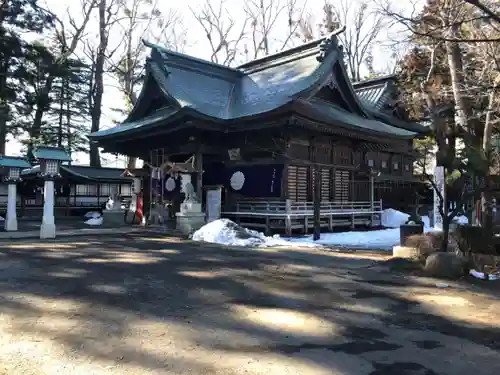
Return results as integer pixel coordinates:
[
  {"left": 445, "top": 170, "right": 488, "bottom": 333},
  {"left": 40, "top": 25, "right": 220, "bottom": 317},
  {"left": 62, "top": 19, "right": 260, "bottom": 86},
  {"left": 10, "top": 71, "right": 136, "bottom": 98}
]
[
  {"left": 97, "top": 184, "right": 101, "bottom": 207},
  {"left": 369, "top": 171, "right": 375, "bottom": 227},
  {"left": 195, "top": 149, "right": 203, "bottom": 203},
  {"left": 313, "top": 164, "right": 321, "bottom": 241},
  {"left": 285, "top": 199, "right": 292, "bottom": 236}
]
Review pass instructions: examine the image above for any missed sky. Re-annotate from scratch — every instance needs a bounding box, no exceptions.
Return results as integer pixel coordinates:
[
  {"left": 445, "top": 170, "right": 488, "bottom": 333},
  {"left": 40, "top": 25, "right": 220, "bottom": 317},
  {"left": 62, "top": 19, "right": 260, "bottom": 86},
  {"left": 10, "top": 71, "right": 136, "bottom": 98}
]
[{"left": 6, "top": 0, "right": 418, "bottom": 167}]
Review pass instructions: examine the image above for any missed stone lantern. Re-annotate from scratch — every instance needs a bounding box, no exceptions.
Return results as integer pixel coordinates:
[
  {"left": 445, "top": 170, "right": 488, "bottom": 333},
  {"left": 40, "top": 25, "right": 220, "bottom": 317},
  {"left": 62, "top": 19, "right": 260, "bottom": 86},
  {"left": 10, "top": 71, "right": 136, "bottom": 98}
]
[
  {"left": 0, "top": 156, "right": 31, "bottom": 231},
  {"left": 33, "top": 146, "right": 71, "bottom": 239}
]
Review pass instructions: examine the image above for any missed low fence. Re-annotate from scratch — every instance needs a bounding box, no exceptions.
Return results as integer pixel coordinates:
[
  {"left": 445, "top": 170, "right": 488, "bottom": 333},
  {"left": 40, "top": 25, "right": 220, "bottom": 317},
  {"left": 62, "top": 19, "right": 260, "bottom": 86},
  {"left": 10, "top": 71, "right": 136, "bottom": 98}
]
[{"left": 222, "top": 199, "right": 383, "bottom": 235}]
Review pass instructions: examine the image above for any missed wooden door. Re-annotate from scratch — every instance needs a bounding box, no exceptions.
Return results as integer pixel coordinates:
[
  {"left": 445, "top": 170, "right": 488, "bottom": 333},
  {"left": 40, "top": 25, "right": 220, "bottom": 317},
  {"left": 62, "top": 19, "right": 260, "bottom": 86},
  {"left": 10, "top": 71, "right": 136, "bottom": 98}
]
[
  {"left": 334, "top": 169, "right": 351, "bottom": 202},
  {"left": 287, "top": 165, "right": 308, "bottom": 202}
]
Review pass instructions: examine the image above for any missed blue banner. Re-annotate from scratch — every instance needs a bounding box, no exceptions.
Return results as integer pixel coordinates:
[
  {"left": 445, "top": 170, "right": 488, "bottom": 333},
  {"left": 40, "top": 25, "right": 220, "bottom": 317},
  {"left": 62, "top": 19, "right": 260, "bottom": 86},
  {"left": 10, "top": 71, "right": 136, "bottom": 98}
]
[{"left": 203, "top": 163, "right": 283, "bottom": 198}]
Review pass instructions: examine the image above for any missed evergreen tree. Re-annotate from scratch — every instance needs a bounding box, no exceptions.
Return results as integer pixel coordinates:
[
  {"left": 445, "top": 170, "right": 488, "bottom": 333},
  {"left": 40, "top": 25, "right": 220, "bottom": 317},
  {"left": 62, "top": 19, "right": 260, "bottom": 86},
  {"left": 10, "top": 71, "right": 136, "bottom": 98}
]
[
  {"left": 45, "top": 57, "right": 92, "bottom": 157},
  {"left": 0, "top": 0, "right": 54, "bottom": 154}
]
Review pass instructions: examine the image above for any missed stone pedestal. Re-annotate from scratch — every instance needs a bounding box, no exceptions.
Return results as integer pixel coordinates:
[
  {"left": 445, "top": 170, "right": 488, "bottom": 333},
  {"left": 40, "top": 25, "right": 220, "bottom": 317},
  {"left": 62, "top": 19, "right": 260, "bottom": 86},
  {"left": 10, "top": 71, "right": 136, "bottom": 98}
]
[
  {"left": 102, "top": 209, "right": 125, "bottom": 226},
  {"left": 102, "top": 193, "right": 126, "bottom": 226},
  {"left": 4, "top": 183, "right": 17, "bottom": 231},
  {"left": 40, "top": 180, "right": 56, "bottom": 239},
  {"left": 176, "top": 201, "right": 205, "bottom": 235}
]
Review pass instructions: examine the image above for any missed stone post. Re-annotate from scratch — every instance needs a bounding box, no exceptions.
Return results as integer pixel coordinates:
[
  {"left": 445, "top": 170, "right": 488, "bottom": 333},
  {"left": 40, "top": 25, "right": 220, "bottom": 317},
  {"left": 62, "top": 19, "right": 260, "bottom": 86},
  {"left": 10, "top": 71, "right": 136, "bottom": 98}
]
[
  {"left": 5, "top": 182, "right": 18, "bottom": 231},
  {"left": 0, "top": 158, "right": 31, "bottom": 231},
  {"left": 30, "top": 146, "right": 71, "bottom": 239},
  {"left": 40, "top": 178, "right": 56, "bottom": 239}
]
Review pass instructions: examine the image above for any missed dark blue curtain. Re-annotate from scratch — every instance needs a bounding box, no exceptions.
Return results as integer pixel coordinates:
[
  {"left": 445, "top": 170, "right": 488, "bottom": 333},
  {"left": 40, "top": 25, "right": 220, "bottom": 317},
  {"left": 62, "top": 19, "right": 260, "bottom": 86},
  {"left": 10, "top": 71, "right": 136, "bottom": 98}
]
[{"left": 203, "top": 163, "right": 283, "bottom": 198}]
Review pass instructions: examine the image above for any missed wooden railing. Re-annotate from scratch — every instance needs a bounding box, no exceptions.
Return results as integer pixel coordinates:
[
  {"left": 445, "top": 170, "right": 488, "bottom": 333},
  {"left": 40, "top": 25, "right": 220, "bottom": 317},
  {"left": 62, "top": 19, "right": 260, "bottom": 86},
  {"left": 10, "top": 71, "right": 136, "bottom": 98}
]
[
  {"left": 222, "top": 199, "right": 383, "bottom": 235},
  {"left": 225, "top": 199, "right": 382, "bottom": 216}
]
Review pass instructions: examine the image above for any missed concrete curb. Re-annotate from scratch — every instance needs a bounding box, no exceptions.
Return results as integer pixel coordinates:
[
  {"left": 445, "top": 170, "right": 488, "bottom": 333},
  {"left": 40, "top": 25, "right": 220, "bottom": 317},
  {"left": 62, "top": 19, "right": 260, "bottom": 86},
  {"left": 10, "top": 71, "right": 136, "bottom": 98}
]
[{"left": 0, "top": 227, "right": 160, "bottom": 241}]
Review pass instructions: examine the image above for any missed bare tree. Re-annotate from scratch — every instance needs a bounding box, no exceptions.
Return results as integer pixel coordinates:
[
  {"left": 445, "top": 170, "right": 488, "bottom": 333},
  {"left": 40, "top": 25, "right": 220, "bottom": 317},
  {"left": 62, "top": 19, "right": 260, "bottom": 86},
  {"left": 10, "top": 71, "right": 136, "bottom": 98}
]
[
  {"left": 243, "top": 0, "right": 307, "bottom": 59},
  {"left": 463, "top": 0, "right": 500, "bottom": 23},
  {"left": 112, "top": 0, "right": 184, "bottom": 169},
  {"left": 83, "top": 0, "right": 123, "bottom": 167},
  {"left": 190, "top": 0, "right": 248, "bottom": 66},
  {"left": 298, "top": 0, "right": 387, "bottom": 81},
  {"left": 191, "top": 0, "right": 307, "bottom": 66},
  {"left": 382, "top": 0, "right": 500, "bottom": 249}
]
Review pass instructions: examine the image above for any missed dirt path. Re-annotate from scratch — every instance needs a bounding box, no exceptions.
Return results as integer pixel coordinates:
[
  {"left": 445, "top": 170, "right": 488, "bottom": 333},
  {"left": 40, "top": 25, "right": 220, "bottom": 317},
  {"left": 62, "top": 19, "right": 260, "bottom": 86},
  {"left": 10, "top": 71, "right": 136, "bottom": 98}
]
[{"left": 0, "top": 235, "right": 498, "bottom": 375}]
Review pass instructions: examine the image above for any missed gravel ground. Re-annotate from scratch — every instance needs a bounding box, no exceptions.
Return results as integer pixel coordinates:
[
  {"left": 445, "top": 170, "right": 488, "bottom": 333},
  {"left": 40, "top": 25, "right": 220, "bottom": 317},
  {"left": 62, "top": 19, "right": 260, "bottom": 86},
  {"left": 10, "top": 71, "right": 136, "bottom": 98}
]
[{"left": 0, "top": 234, "right": 499, "bottom": 375}]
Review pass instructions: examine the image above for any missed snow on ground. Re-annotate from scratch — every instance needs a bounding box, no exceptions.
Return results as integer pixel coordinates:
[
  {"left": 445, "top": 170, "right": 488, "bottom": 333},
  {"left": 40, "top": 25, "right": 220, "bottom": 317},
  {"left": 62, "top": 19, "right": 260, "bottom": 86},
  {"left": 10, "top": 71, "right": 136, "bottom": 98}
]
[
  {"left": 381, "top": 208, "right": 409, "bottom": 228},
  {"left": 191, "top": 219, "right": 317, "bottom": 248},
  {"left": 191, "top": 210, "right": 470, "bottom": 250},
  {"left": 84, "top": 211, "right": 102, "bottom": 219},
  {"left": 84, "top": 216, "right": 103, "bottom": 226},
  {"left": 84, "top": 210, "right": 103, "bottom": 226}
]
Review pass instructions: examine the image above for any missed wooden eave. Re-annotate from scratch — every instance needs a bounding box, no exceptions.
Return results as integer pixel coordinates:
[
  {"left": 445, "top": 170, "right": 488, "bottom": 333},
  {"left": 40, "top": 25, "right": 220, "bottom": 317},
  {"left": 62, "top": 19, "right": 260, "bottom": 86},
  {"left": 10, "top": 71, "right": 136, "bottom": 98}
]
[{"left": 289, "top": 114, "right": 412, "bottom": 146}]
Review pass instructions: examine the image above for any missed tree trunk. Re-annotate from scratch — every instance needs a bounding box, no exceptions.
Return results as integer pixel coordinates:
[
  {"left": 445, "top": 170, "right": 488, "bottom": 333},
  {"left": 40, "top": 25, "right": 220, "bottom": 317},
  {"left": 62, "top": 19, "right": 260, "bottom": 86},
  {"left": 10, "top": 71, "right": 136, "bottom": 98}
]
[
  {"left": 89, "top": 0, "right": 107, "bottom": 167},
  {"left": 421, "top": 44, "right": 449, "bottom": 252},
  {"left": 441, "top": 214, "right": 450, "bottom": 252},
  {"left": 28, "top": 76, "right": 55, "bottom": 157},
  {"left": 480, "top": 77, "right": 499, "bottom": 239},
  {"left": 444, "top": 22, "right": 481, "bottom": 146},
  {"left": 124, "top": 27, "right": 136, "bottom": 170},
  {"left": 66, "top": 86, "right": 72, "bottom": 164},
  {"left": 57, "top": 77, "right": 65, "bottom": 148},
  {"left": 0, "top": 61, "right": 8, "bottom": 155}
]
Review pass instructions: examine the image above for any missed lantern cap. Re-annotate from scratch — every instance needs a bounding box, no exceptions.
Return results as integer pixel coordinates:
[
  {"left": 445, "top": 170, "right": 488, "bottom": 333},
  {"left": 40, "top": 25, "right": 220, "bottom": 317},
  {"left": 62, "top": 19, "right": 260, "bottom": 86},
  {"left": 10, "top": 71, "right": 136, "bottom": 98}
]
[
  {"left": 33, "top": 146, "right": 71, "bottom": 162},
  {"left": 0, "top": 156, "right": 31, "bottom": 169}
]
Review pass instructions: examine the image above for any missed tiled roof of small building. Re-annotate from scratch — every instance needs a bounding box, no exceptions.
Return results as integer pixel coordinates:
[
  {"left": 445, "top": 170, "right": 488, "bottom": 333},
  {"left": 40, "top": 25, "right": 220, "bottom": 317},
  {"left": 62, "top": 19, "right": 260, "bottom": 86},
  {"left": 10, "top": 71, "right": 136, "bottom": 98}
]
[{"left": 60, "top": 165, "right": 132, "bottom": 182}]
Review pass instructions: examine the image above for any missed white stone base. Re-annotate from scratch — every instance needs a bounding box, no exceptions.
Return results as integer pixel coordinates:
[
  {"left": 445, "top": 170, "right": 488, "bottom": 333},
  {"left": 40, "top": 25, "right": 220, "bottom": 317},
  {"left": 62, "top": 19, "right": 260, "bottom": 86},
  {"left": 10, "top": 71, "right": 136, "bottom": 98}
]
[
  {"left": 4, "top": 216, "right": 17, "bottom": 232},
  {"left": 176, "top": 212, "right": 206, "bottom": 235},
  {"left": 5, "top": 183, "right": 18, "bottom": 231},
  {"left": 40, "top": 222, "right": 56, "bottom": 239},
  {"left": 180, "top": 202, "right": 202, "bottom": 213}
]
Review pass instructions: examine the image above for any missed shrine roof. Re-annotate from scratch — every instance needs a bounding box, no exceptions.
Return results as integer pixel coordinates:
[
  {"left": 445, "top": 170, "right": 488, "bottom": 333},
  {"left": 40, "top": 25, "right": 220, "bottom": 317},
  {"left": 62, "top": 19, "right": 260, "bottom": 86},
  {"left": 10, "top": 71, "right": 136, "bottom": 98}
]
[
  {"left": 353, "top": 75, "right": 429, "bottom": 134},
  {"left": 89, "top": 30, "right": 420, "bottom": 142},
  {"left": 353, "top": 75, "right": 396, "bottom": 110},
  {"left": 60, "top": 165, "right": 132, "bottom": 183},
  {"left": 295, "top": 99, "right": 416, "bottom": 138},
  {"left": 21, "top": 164, "right": 132, "bottom": 183}
]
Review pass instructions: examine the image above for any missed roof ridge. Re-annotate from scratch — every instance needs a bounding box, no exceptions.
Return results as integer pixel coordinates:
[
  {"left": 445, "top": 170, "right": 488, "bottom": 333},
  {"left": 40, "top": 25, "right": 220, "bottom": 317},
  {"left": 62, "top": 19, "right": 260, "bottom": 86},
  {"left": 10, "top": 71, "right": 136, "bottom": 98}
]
[
  {"left": 143, "top": 40, "right": 242, "bottom": 76},
  {"left": 66, "top": 165, "right": 126, "bottom": 171},
  {"left": 352, "top": 74, "right": 397, "bottom": 88},
  {"left": 237, "top": 26, "right": 346, "bottom": 73}
]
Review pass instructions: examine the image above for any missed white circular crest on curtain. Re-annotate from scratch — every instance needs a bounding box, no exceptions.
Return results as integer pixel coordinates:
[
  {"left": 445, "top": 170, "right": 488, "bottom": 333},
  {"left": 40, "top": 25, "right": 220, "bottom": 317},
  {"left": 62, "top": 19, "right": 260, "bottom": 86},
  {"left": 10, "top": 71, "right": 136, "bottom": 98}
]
[
  {"left": 165, "top": 177, "right": 176, "bottom": 192},
  {"left": 230, "top": 171, "right": 245, "bottom": 191}
]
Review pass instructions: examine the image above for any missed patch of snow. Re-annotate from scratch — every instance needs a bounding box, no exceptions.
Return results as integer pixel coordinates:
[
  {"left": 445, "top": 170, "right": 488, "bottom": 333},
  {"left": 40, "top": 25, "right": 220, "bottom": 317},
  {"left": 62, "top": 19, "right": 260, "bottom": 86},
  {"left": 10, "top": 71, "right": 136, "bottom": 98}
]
[
  {"left": 422, "top": 215, "right": 430, "bottom": 228},
  {"left": 453, "top": 215, "right": 468, "bottom": 225},
  {"left": 84, "top": 216, "right": 103, "bottom": 226},
  {"left": 381, "top": 209, "right": 409, "bottom": 228},
  {"left": 84, "top": 211, "right": 102, "bottom": 219},
  {"left": 191, "top": 210, "right": 470, "bottom": 251},
  {"left": 191, "top": 219, "right": 317, "bottom": 248}
]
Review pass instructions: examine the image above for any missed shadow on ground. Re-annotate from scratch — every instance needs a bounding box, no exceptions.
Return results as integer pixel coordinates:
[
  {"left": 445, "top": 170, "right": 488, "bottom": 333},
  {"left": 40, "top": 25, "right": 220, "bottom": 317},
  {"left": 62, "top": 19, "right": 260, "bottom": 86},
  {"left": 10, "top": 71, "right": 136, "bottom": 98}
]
[{"left": 0, "top": 234, "right": 499, "bottom": 374}]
